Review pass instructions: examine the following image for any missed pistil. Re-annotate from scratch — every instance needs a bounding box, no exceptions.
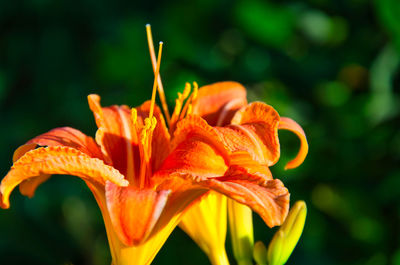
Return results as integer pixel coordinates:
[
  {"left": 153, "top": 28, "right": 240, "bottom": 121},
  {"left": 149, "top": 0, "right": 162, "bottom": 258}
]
[{"left": 146, "top": 24, "right": 171, "bottom": 125}]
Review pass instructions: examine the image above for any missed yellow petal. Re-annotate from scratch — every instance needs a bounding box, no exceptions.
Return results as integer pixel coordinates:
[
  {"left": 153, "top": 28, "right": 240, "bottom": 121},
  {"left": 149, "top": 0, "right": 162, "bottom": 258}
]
[{"left": 179, "top": 191, "right": 229, "bottom": 265}]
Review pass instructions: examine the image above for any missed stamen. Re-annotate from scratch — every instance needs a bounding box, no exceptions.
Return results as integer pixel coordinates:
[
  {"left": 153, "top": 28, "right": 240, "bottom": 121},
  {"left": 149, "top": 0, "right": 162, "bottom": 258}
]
[
  {"left": 146, "top": 24, "right": 171, "bottom": 125},
  {"left": 169, "top": 83, "right": 192, "bottom": 133},
  {"left": 138, "top": 117, "right": 158, "bottom": 189},
  {"left": 192, "top": 82, "right": 198, "bottom": 102},
  {"left": 182, "top": 83, "right": 191, "bottom": 98},
  {"left": 139, "top": 118, "right": 151, "bottom": 188},
  {"left": 149, "top": 41, "right": 163, "bottom": 120},
  {"left": 131, "top": 108, "right": 137, "bottom": 125},
  {"left": 179, "top": 82, "right": 198, "bottom": 118},
  {"left": 186, "top": 104, "right": 193, "bottom": 116},
  {"left": 179, "top": 96, "right": 192, "bottom": 120},
  {"left": 172, "top": 98, "right": 182, "bottom": 121}
]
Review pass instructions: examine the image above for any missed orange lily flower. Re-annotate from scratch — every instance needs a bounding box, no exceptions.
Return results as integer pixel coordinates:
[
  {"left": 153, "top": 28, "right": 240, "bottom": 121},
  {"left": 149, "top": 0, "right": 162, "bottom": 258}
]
[
  {"left": 178, "top": 81, "right": 308, "bottom": 265},
  {"left": 0, "top": 26, "right": 303, "bottom": 265}
]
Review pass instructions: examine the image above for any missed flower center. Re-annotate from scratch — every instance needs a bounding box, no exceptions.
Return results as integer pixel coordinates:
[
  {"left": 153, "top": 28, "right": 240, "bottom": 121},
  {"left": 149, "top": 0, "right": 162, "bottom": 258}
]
[{"left": 131, "top": 25, "right": 198, "bottom": 188}]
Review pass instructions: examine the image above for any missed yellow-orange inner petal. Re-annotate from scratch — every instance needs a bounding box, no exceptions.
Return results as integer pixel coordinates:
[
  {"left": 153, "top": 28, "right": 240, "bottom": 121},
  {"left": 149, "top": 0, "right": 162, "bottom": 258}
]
[{"left": 106, "top": 182, "right": 171, "bottom": 246}]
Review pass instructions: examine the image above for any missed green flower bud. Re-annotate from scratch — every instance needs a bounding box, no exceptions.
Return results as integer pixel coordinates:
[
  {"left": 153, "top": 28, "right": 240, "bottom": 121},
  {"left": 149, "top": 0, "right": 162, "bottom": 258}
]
[
  {"left": 228, "top": 199, "right": 254, "bottom": 265},
  {"left": 267, "top": 201, "right": 307, "bottom": 265}
]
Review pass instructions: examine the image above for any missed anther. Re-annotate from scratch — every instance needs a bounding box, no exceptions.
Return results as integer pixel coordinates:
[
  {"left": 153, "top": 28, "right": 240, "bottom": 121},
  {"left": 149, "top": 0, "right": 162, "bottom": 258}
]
[{"left": 131, "top": 108, "right": 137, "bottom": 125}]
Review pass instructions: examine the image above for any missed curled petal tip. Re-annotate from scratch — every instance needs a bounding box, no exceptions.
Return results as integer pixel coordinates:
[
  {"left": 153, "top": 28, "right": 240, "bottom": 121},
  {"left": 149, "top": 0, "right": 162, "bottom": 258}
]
[
  {"left": 0, "top": 193, "right": 9, "bottom": 209},
  {"left": 279, "top": 117, "right": 308, "bottom": 170},
  {"left": 87, "top": 94, "right": 100, "bottom": 100}
]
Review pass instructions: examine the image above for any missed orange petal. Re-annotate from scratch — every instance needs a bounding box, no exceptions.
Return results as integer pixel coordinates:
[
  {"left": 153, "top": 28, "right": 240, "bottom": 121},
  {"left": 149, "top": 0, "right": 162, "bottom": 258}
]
[
  {"left": 1, "top": 146, "right": 128, "bottom": 209},
  {"left": 220, "top": 102, "right": 281, "bottom": 166},
  {"left": 88, "top": 94, "right": 136, "bottom": 177},
  {"left": 25, "top": 127, "right": 103, "bottom": 158},
  {"left": 278, "top": 117, "right": 308, "bottom": 170},
  {"left": 19, "top": 174, "right": 51, "bottom": 198},
  {"left": 12, "top": 127, "right": 104, "bottom": 198},
  {"left": 158, "top": 115, "right": 229, "bottom": 179},
  {"left": 200, "top": 167, "right": 289, "bottom": 227},
  {"left": 14, "top": 143, "right": 49, "bottom": 197},
  {"left": 136, "top": 100, "right": 171, "bottom": 171},
  {"left": 155, "top": 165, "right": 289, "bottom": 228},
  {"left": 105, "top": 182, "right": 171, "bottom": 246},
  {"left": 229, "top": 151, "right": 273, "bottom": 181},
  {"left": 13, "top": 143, "right": 38, "bottom": 162},
  {"left": 193, "top": 81, "right": 247, "bottom": 126}
]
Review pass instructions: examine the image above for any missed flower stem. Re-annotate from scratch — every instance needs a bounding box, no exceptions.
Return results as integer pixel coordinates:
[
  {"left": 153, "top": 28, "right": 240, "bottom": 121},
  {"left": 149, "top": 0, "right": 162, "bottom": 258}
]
[{"left": 208, "top": 249, "right": 230, "bottom": 265}]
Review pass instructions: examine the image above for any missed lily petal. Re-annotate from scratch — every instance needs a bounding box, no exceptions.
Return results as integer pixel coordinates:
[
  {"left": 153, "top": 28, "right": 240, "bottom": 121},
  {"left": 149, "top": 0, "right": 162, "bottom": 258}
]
[
  {"left": 162, "top": 115, "right": 229, "bottom": 178},
  {"left": 12, "top": 143, "right": 51, "bottom": 198},
  {"left": 156, "top": 114, "right": 289, "bottom": 227},
  {"left": 105, "top": 182, "right": 171, "bottom": 246},
  {"left": 19, "top": 174, "right": 51, "bottom": 198},
  {"left": 90, "top": 184, "right": 182, "bottom": 265},
  {"left": 229, "top": 151, "right": 273, "bottom": 181},
  {"left": 179, "top": 191, "right": 229, "bottom": 263},
  {"left": 202, "top": 167, "right": 289, "bottom": 227},
  {"left": 88, "top": 94, "right": 135, "bottom": 177},
  {"left": 12, "top": 127, "right": 104, "bottom": 198},
  {"left": 1, "top": 146, "right": 128, "bottom": 208},
  {"left": 24, "top": 127, "right": 103, "bottom": 158},
  {"left": 278, "top": 117, "right": 309, "bottom": 170},
  {"left": 228, "top": 102, "right": 281, "bottom": 166},
  {"left": 193, "top": 81, "right": 247, "bottom": 126}
]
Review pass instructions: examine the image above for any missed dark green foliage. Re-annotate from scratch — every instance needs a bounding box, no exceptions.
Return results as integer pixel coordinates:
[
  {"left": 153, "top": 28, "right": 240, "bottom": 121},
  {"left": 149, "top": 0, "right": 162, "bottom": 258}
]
[{"left": 0, "top": 0, "right": 399, "bottom": 264}]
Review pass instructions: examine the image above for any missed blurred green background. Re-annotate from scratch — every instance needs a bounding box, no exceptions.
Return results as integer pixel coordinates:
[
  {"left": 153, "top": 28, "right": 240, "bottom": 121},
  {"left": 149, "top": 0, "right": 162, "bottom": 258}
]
[{"left": 0, "top": 0, "right": 399, "bottom": 264}]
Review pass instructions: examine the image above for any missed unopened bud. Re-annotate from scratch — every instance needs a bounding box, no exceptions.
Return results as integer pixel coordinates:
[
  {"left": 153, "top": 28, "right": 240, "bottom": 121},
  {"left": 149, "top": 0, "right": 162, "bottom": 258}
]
[
  {"left": 267, "top": 201, "right": 307, "bottom": 265},
  {"left": 228, "top": 199, "right": 254, "bottom": 265}
]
